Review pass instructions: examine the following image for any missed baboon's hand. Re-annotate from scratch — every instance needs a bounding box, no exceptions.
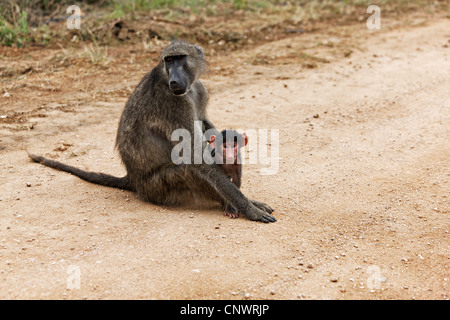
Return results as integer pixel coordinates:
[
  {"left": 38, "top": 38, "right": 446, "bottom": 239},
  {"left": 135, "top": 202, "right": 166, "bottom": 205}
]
[
  {"left": 224, "top": 202, "right": 239, "bottom": 219},
  {"left": 250, "top": 199, "right": 274, "bottom": 214},
  {"left": 245, "top": 203, "right": 276, "bottom": 223}
]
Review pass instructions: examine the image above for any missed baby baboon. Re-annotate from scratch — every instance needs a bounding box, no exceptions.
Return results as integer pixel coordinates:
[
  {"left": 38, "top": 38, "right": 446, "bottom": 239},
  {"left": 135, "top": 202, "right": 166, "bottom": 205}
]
[
  {"left": 29, "top": 40, "right": 276, "bottom": 223},
  {"left": 209, "top": 129, "right": 248, "bottom": 219}
]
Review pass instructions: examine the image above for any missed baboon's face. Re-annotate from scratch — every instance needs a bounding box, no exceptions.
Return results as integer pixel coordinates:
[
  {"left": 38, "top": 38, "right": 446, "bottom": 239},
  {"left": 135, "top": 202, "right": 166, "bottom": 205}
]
[
  {"left": 164, "top": 55, "right": 193, "bottom": 96},
  {"left": 210, "top": 131, "right": 248, "bottom": 164}
]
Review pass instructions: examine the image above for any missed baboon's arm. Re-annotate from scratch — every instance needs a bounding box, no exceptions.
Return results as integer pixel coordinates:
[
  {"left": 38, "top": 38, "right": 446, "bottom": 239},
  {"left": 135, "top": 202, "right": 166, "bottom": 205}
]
[
  {"left": 202, "top": 119, "right": 220, "bottom": 141},
  {"left": 202, "top": 119, "right": 215, "bottom": 131},
  {"left": 191, "top": 164, "right": 276, "bottom": 223}
]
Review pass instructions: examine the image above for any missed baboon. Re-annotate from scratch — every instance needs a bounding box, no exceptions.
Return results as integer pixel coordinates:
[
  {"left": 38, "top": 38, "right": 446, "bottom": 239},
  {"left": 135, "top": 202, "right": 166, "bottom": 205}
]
[
  {"left": 29, "top": 40, "right": 276, "bottom": 223},
  {"left": 209, "top": 129, "right": 248, "bottom": 219}
]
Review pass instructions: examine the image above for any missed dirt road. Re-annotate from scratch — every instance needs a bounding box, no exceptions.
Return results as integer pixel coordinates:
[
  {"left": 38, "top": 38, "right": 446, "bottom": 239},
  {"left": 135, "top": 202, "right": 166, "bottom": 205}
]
[{"left": 0, "top": 18, "right": 449, "bottom": 299}]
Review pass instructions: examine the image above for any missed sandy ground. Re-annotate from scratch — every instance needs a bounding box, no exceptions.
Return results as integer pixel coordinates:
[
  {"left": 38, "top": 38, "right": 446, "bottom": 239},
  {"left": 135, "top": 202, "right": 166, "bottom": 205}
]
[{"left": 0, "top": 17, "right": 449, "bottom": 300}]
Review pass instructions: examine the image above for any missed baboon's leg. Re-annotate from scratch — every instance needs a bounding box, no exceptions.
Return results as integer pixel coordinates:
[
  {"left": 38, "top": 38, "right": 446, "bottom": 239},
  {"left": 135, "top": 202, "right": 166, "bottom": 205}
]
[
  {"left": 133, "top": 166, "right": 191, "bottom": 206},
  {"left": 190, "top": 164, "right": 276, "bottom": 223},
  {"left": 134, "top": 165, "right": 222, "bottom": 207},
  {"left": 134, "top": 164, "right": 275, "bottom": 222}
]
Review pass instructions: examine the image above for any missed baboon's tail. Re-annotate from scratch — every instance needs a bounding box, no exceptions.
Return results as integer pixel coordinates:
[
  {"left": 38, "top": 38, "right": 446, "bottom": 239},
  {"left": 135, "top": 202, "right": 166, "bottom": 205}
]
[{"left": 28, "top": 153, "right": 133, "bottom": 191}]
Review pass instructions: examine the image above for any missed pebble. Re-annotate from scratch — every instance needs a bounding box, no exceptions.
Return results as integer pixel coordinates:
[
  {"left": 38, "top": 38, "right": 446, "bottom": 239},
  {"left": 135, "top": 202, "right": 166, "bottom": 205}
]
[{"left": 26, "top": 182, "right": 31, "bottom": 187}]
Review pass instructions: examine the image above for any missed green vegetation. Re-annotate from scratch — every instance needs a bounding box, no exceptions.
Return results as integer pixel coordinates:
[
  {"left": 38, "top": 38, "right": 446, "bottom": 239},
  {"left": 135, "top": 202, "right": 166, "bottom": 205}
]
[
  {"left": 0, "top": 11, "right": 29, "bottom": 47},
  {"left": 83, "top": 28, "right": 113, "bottom": 67},
  {"left": 0, "top": 0, "right": 448, "bottom": 47}
]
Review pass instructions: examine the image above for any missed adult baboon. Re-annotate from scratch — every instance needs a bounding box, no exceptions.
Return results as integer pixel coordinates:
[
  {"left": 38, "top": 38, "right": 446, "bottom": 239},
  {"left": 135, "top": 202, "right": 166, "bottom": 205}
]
[{"left": 29, "top": 40, "right": 276, "bottom": 223}]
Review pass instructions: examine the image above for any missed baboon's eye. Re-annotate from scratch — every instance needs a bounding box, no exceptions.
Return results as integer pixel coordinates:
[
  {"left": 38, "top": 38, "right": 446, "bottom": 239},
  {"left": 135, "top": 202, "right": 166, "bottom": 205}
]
[{"left": 165, "top": 55, "right": 185, "bottom": 64}]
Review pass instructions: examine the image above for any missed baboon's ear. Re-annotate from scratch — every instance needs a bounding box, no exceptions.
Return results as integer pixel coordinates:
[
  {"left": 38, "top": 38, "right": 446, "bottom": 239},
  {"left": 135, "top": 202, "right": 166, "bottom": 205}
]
[
  {"left": 194, "top": 44, "right": 204, "bottom": 59},
  {"left": 209, "top": 135, "right": 218, "bottom": 149},
  {"left": 242, "top": 133, "right": 248, "bottom": 146}
]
